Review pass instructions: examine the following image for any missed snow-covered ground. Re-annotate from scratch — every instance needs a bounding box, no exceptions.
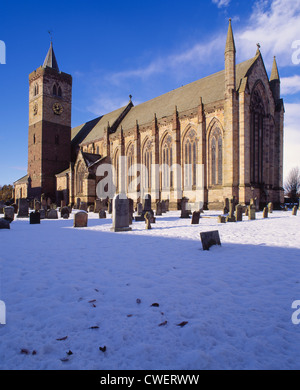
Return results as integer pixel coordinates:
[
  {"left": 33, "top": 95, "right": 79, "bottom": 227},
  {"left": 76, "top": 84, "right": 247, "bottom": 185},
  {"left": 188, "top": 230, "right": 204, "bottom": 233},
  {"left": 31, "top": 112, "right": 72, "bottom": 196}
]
[{"left": 0, "top": 209, "right": 300, "bottom": 370}]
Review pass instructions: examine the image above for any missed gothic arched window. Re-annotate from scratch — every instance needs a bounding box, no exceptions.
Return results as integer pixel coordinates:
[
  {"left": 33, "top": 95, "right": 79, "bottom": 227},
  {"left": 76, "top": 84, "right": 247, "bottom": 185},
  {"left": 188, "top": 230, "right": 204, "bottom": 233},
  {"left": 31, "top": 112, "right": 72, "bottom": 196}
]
[
  {"left": 76, "top": 162, "right": 85, "bottom": 195},
  {"left": 143, "top": 139, "right": 152, "bottom": 190},
  {"left": 183, "top": 129, "right": 197, "bottom": 188},
  {"left": 58, "top": 86, "right": 62, "bottom": 97},
  {"left": 114, "top": 149, "right": 120, "bottom": 193},
  {"left": 209, "top": 126, "right": 223, "bottom": 186},
  {"left": 126, "top": 144, "right": 135, "bottom": 192},
  {"left": 53, "top": 85, "right": 57, "bottom": 96},
  {"left": 161, "top": 135, "right": 173, "bottom": 189},
  {"left": 250, "top": 88, "right": 265, "bottom": 184}
]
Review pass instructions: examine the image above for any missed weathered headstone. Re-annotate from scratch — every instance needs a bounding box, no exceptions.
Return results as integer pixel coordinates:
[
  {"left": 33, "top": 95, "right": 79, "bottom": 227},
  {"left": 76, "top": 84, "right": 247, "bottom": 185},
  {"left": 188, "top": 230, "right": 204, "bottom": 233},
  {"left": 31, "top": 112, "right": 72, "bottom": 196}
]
[
  {"left": 268, "top": 202, "right": 273, "bottom": 214},
  {"left": 4, "top": 206, "right": 14, "bottom": 223},
  {"left": 47, "top": 209, "right": 58, "bottom": 219},
  {"left": 60, "top": 206, "right": 70, "bottom": 219},
  {"left": 144, "top": 212, "right": 152, "bottom": 230},
  {"left": 75, "top": 198, "right": 81, "bottom": 209},
  {"left": 40, "top": 209, "right": 46, "bottom": 219},
  {"left": 292, "top": 206, "right": 298, "bottom": 216},
  {"left": 0, "top": 218, "right": 10, "bottom": 229},
  {"left": 226, "top": 198, "right": 236, "bottom": 222},
  {"left": 34, "top": 200, "right": 41, "bottom": 212},
  {"left": 248, "top": 205, "right": 256, "bottom": 220},
  {"left": 161, "top": 200, "right": 166, "bottom": 213},
  {"left": 263, "top": 207, "right": 268, "bottom": 219},
  {"left": 88, "top": 205, "right": 94, "bottom": 213},
  {"left": 79, "top": 202, "right": 87, "bottom": 211},
  {"left": 235, "top": 204, "right": 243, "bottom": 222},
  {"left": 180, "top": 198, "right": 190, "bottom": 219},
  {"left": 30, "top": 211, "right": 40, "bottom": 225},
  {"left": 137, "top": 203, "right": 143, "bottom": 216},
  {"left": 74, "top": 211, "right": 88, "bottom": 227},
  {"left": 128, "top": 198, "right": 134, "bottom": 225},
  {"left": 11, "top": 203, "right": 18, "bottom": 213},
  {"left": 218, "top": 215, "right": 226, "bottom": 223},
  {"left": 165, "top": 199, "right": 169, "bottom": 212},
  {"left": 191, "top": 211, "right": 200, "bottom": 225},
  {"left": 143, "top": 194, "right": 152, "bottom": 212},
  {"left": 223, "top": 198, "right": 229, "bottom": 214},
  {"left": 111, "top": 194, "right": 132, "bottom": 232},
  {"left": 17, "top": 199, "right": 29, "bottom": 218},
  {"left": 156, "top": 202, "right": 162, "bottom": 216},
  {"left": 99, "top": 209, "right": 106, "bottom": 219},
  {"left": 200, "top": 231, "right": 221, "bottom": 251}
]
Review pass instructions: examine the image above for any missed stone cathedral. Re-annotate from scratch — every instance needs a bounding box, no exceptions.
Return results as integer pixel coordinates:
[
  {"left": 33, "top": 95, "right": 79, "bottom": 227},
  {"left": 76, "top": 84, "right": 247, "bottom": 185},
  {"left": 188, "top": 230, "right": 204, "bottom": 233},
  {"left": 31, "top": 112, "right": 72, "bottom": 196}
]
[{"left": 14, "top": 21, "right": 284, "bottom": 210}]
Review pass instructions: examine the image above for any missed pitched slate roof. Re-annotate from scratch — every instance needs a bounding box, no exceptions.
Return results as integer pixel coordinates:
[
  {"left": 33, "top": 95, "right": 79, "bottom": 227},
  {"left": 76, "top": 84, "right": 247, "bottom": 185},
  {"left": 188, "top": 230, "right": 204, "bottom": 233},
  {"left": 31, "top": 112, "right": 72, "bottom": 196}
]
[
  {"left": 114, "top": 55, "right": 259, "bottom": 133},
  {"left": 71, "top": 104, "right": 131, "bottom": 147},
  {"left": 13, "top": 174, "right": 29, "bottom": 185},
  {"left": 71, "top": 54, "right": 259, "bottom": 144},
  {"left": 43, "top": 42, "right": 59, "bottom": 72}
]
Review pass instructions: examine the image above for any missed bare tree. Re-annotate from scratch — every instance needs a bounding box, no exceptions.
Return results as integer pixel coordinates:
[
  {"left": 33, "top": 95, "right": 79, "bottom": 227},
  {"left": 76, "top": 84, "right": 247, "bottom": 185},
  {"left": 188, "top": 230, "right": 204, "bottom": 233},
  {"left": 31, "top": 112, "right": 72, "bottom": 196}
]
[{"left": 284, "top": 167, "right": 300, "bottom": 201}]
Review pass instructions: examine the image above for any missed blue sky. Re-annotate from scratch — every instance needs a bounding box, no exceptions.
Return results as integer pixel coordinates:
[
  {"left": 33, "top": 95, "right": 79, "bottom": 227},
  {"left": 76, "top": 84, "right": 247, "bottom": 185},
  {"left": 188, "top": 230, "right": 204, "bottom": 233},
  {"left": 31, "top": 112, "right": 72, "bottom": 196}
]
[{"left": 0, "top": 0, "right": 299, "bottom": 185}]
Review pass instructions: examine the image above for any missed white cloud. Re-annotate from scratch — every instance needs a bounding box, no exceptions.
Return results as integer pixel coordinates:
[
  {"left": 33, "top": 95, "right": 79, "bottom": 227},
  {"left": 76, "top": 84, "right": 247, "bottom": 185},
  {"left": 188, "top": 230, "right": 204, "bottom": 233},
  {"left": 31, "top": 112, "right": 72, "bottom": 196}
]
[
  {"left": 283, "top": 103, "right": 300, "bottom": 179},
  {"left": 281, "top": 75, "right": 300, "bottom": 95},
  {"left": 212, "top": 0, "right": 231, "bottom": 8},
  {"left": 236, "top": 0, "right": 300, "bottom": 68}
]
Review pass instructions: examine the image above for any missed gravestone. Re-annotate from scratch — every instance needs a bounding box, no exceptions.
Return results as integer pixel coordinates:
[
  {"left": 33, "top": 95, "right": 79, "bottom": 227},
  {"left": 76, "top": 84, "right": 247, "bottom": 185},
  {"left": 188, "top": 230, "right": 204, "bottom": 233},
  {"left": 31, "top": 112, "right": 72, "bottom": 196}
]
[
  {"left": 75, "top": 198, "right": 81, "bottom": 209},
  {"left": 17, "top": 199, "right": 29, "bottom": 218},
  {"left": 4, "top": 206, "right": 14, "bottom": 223},
  {"left": 0, "top": 218, "right": 10, "bottom": 229},
  {"left": 143, "top": 194, "right": 152, "bottom": 212},
  {"left": 263, "top": 207, "right": 268, "bottom": 218},
  {"left": 128, "top": 198, "right": 134, "bottom": 225},
  {"left": 34, "top": 200, "right": 41, "bottom": 212},
  {"left": 88, "top": 205, "right": 94, "bottom": 213},
  {"left": 74, "top": 211, "right": 88, "bottom": 227},
  {"left": 191, "top": 211, "right": 200, "bottom": 225},
  {"left": 268, "top": 202, "right": 273, "bottom": 214},
  {"left": 218, "top": 215, "right": 226, "bottom": 223},
  {"left": 223, "top": 198, "right": 229, "bottom": 214},
  {"left": 292, "top": 206, "right": 298, "bottom": 216},
  {"left": 156, "top": 202, "right": 162, "bottom": 216},
  {"left": 165, "top": 199, "right": 169, "bottom": 212},
  {"left": 180, "top": 198, "right": 191, "bottom": 219},
  {"left": 94, "top": 199, "right": 102, "bottom": 213},
  {"left": 11, "top": 203, "right": 18, "bottom": 213},
  {"left": 137, "top": 203, "right": 143, "bottom": 216},
  {"left": 79, "top": 202, "right": 87, "bottom": 211},
  {"left": 144, "top": 212, "right": 152, "bottom": 230},
  {"left": 235, "top": 204, "right": 243, "bottom": 222},
  {"left": 60, "top": 206, "right": 70, "bottom": 219},
  {"left": 200, "top": 231, "right": 221, "bottom": 251},
  {"left": 30, "top": 211, "right": 40, "bottom": 225},
  {"left": 40, "top": 209, "right": 46, "bottom": 219},
  {"left": 226, "top": 198, "right": 236, "bottom": 222},
  {"left": 47, "top": 209, "right": 58, "bottom": 219},
  {"left": 111, "top": 194, "right": 132, "bottom": 232},
  {"left": 99, "top": 209, "right": 106, "bottom": 219},
  {"left": 161, "top": 201, "right": 166, "bottom": 213},
  {"left": 248, "top": 205, "right": 256, "bottom": 220}
]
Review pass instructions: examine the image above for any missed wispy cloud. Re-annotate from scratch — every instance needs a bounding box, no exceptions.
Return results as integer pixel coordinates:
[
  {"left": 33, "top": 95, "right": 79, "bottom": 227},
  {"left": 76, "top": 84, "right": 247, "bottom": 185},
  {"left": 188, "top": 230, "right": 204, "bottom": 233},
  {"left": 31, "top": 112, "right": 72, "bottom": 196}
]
[
  {"left": 212, "top": 0, "right": 231, "bottom": 8},
  {"left": 281, "top": 75, "right": 300, "bottom": 95}
]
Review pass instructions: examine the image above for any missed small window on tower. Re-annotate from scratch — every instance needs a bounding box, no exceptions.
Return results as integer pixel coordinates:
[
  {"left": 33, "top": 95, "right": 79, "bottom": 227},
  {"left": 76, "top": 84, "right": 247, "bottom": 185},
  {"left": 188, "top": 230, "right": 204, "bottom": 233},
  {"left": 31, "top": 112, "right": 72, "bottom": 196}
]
[
  {"left": 53, "top": 85, "right": 57, "bottom": 96},
  {"left": 55, "top": 135, "right": 59, "bottom": 145},
  {"left": 58, "top": 86, "right": 62, "bottom": 97},
  {"left": 33, "top": 134, "right": 36, "bottom": 144}
]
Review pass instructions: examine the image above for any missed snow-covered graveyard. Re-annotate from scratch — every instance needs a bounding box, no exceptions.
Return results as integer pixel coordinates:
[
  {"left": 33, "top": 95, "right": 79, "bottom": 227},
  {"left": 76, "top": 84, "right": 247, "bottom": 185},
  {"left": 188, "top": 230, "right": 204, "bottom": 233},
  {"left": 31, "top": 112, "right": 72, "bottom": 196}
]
[{"left": 0, "top": 208, "right": 300, "bottom": 370}]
